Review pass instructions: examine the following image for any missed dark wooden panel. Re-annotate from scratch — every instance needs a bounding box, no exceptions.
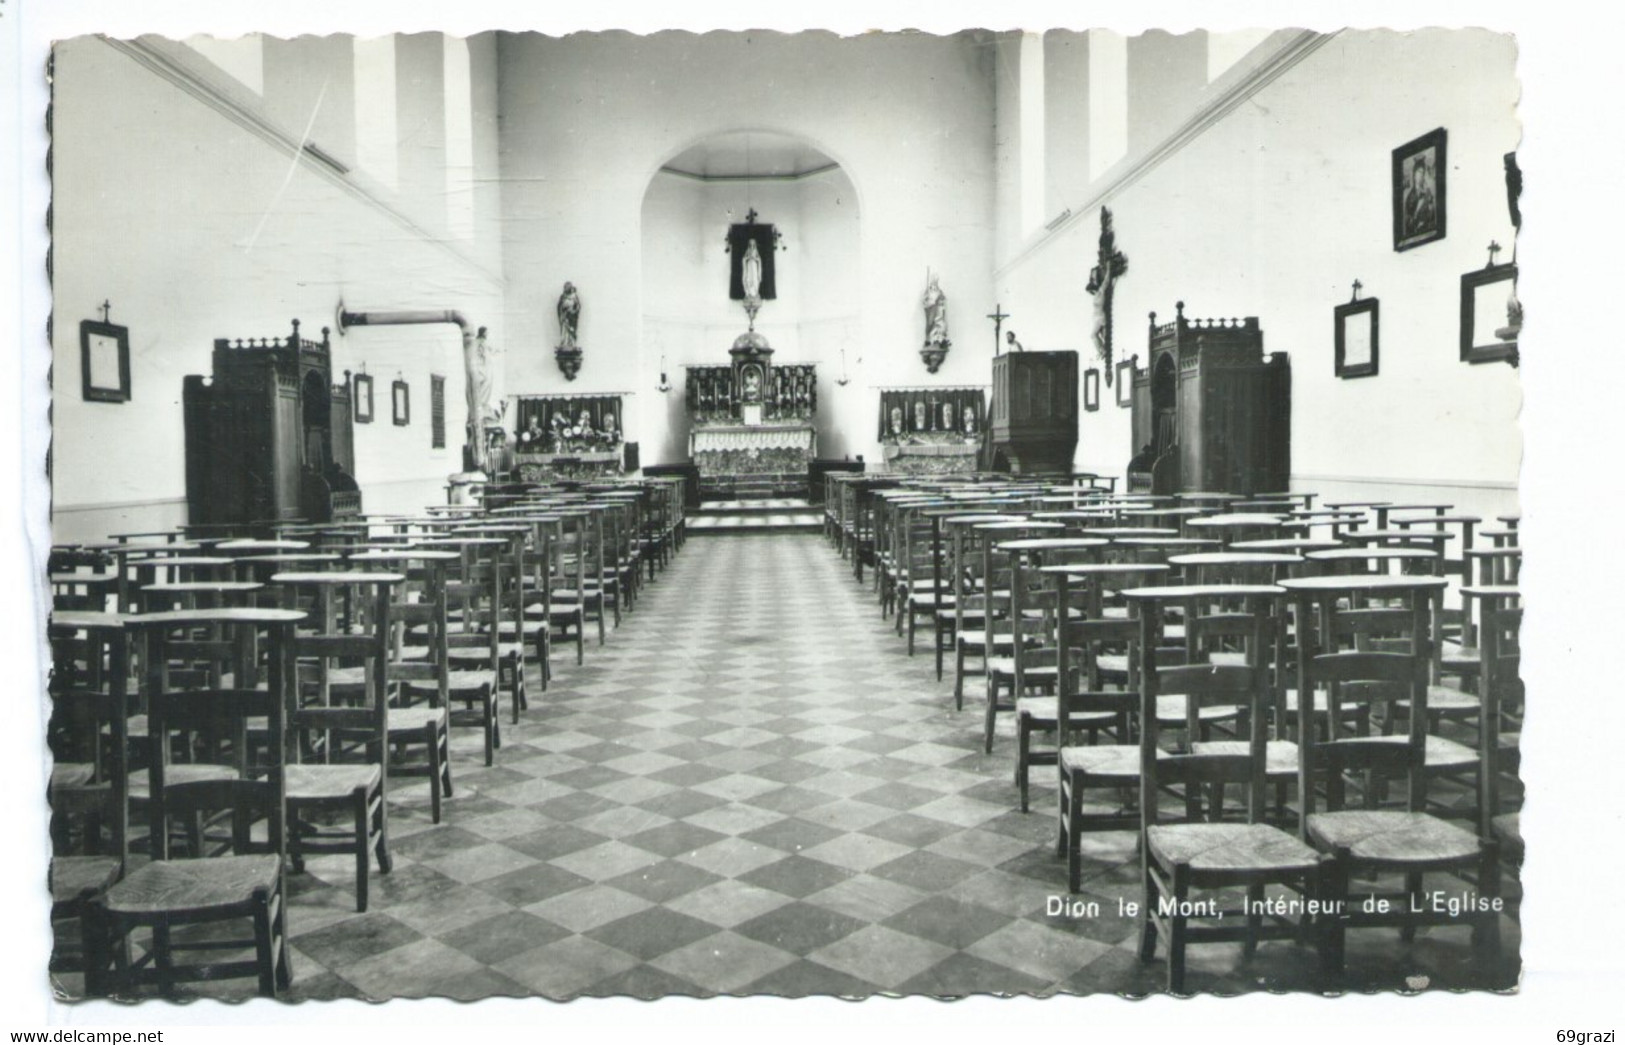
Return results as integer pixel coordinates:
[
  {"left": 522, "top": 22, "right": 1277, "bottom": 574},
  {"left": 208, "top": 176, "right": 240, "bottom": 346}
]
[{"left": 991, "top": 351, "right": 1079, "bottom": 474}]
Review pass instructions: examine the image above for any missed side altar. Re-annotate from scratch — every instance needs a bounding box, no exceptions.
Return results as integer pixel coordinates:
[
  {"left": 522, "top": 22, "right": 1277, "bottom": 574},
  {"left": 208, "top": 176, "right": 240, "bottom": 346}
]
[
  {"left": 876, "top": 387, "right": 986, "bottom": 476},
  {"left": 510, "top": 393, "right": 626, "bottom": 481}
]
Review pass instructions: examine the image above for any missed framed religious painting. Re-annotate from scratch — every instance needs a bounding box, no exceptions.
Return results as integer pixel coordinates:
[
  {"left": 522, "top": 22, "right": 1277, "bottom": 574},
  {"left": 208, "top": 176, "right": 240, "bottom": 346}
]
[
  {"left": 79, "top": 318, "right": 131, "bottom": 403},
  {"left": 1334, "top": 295, "right": 1379, "bottom": 379},
  {"left": 392, "top": 379, "right": 411, "bottom": 426},
  {"left": 1392, "top": 128, "right": 1447, "bottom": 252},
  {"left": 1114, "top": 357, "right": 1136, "bottom": 406},
  {"left": 1460, "top": 263, "right": 1519, "bottom": 365},
  {"left": 353, "top": 372, "right": 374, "bottom": 423},
  {"left": 1083, "top": 368, "right": 1101, "bottom": 412}
]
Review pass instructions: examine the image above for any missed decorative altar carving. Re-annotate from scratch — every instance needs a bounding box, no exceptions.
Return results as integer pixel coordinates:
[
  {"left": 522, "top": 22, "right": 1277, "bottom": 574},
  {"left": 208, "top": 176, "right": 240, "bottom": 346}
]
[
  {"left": 690, "top": 424, "right": 816, "bottom": 476},
  {"left": 513, "top": 451, "right": 621, "bottom": 483},
  {"left": 685, "top": 363, "right": 817, "bottom": 425}
]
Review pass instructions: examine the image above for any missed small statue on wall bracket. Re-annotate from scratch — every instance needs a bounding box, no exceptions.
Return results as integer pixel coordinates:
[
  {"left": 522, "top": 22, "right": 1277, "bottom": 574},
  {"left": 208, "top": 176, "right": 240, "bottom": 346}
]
[
  {"left": 1086, "top": 207, "right": 1129, "bottom": 384},
  {"left": 921, "top": 272, "right": 951, "bottom": 374},
  {"left": 555, "top": 281, "right": 583, "bottom": 381}
]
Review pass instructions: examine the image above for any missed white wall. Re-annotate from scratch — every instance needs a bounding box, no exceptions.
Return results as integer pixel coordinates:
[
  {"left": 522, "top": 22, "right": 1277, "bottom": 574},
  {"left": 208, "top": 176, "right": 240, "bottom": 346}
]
[
  {"left": 994, "top": 29, "right": 1520, "bottom": 513},
  {"left": 497, "top": 29, "right": 997, "bottom": 471},
  {"left": 51, "top": 33, "right": 506, "bottom": 543}
]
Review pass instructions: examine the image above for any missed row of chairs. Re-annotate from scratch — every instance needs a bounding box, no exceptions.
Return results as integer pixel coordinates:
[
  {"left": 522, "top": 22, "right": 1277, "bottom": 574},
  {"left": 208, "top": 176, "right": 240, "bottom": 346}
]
[
  {"left": 45, "top": 475, "right": 688, "bottom": 998},
  {"left": 825, "top": 475, "right": 1522, "bottom": 991}
]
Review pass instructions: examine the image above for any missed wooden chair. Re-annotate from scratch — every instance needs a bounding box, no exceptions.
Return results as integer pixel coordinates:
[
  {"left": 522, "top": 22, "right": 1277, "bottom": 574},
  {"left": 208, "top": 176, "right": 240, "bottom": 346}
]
[
  {"left": 1126, "top": 585, "right": 1323, "bottom": 993},
  {"left": 348, "top": 547, "right": 457, "bottom": 825},
  {"left": 1282, "top": 575, "right": 1500, "bottom": 975},
  {"left": 413, "top": 537, "right": 506, "bottom": 766},
  {"left": 47, "top": 611, "right": 132, "bottom": 984},
  {"left": 273, "top": 570, "right": 400, "bottom": 912},
  {"left": 82, "top": 608, "right": 302, "bottom": 999},
  {"left": 1468, "top": 589, "right": 1522, "bottom": 841},
  {"left": 1042, "top": 569, "right": 1146, "bottom": 864},
  {"left": 505, "top": 513, "right": 560, "bottom": 691},
  {"left": 551, "top": 509, "right": 607, "bottom": 651},
  {"left": 944, "top": 513, "right": 1024, "bottom": 701},
  {"left": 449, "top": 525, "right": 531, "bottom": 724},
  {"left": 895, "top": 504, "right": 949, "bottom": 655},
  {"left": 986, "top": 537, "right": 1108, "bottom": 757}
]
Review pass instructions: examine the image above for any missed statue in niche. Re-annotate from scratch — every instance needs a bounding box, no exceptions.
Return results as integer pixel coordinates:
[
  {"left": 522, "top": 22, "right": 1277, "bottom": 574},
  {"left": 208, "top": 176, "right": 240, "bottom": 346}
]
[
  {"left": 556, "top": 282, "right": 581, "bottom": 350},
  {"left": 889, "top": 406, "right": 905, "bottom": 438},
  {"left": 962, "top": 405, "right": 978, "bottom": 438},
  {"left": 923, "top": 276, "right": 950, "bottom": 349}
]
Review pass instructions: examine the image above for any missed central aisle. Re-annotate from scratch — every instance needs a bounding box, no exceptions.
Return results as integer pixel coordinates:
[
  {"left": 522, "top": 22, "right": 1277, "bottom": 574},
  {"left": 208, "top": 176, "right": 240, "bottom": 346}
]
[{"left": 277, "top": 534, "right": 1491, "bottom": 1000}]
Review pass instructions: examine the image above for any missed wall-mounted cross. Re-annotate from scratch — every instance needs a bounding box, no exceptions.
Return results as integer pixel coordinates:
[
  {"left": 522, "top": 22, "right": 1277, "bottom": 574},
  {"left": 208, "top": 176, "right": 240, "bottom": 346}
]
[
  {"left": 1351, "top": 279, "right": 1363, "bottom": 301},
  {"left": 986, "top": 303, "right": 1009, "bottom": 356},
  {"left": 1086, "top": 208, "right": 1129, "bottom": 384},
  {"left": 1486, "top": 240, "right": 1502, "bottom": 268},
  {"left": 100, "top": 299, "right": 111, "bottom": 323}
]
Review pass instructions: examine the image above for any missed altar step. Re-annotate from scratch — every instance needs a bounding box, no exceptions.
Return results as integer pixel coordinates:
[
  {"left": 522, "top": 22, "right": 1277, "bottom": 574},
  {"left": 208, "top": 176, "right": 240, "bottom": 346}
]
[
  {"left": 689, "top": 497, "right": 822, "bottom": 535},
  {"left": 698, "top": 473, "right": 808, "bottom": 501}
]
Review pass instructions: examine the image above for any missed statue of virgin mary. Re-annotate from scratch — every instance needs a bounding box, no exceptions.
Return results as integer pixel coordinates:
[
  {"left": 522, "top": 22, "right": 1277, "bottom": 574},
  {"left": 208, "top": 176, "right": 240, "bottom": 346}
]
[{"left": 741, "top": 239, "right": 763, "bottom": 303}]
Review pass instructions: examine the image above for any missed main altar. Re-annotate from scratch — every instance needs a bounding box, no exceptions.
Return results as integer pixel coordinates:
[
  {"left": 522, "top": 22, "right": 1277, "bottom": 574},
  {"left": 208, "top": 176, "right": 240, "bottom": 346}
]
[
  {"left": 685, "top": 333, "right": 816, "bottom": 479},
  {"left": 680, "top": 206, "right": 817, "bottom": 494}
]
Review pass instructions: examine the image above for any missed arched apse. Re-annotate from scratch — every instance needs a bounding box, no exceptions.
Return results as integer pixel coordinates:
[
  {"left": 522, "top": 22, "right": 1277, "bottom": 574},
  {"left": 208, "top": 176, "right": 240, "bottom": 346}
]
[{"left": 638, "top": 131, "right": 862, "bottom": 467}]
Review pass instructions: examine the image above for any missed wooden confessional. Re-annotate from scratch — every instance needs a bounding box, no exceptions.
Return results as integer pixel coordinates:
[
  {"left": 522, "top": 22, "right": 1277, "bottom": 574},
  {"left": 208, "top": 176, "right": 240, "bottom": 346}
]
[
  {"left": 1129, "top": 303, "right": 1290, "bottom": 495},
  {"left": 183, "top": 319, "right": 361, "bottom": 526}
]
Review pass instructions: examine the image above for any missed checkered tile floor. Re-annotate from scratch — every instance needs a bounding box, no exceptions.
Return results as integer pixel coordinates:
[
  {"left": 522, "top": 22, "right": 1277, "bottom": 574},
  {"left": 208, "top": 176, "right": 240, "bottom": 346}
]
[{"left": 59, "top": 534, "right": 1520, "bottom": 1000}]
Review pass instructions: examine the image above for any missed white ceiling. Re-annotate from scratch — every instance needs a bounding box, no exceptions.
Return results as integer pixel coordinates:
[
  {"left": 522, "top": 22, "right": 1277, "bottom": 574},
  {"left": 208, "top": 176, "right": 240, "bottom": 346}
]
[{"left": 661, "top": 132, "right": 838, "bottom": 180}]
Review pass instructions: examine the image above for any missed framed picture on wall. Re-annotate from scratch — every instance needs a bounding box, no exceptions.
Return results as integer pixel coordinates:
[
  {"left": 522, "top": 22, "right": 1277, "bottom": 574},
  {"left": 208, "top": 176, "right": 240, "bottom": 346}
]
[
  {"left": 1114, "top": 357, "right": 1136, "bottom": 406},
  {"left": 1460, "top": 263, "right": 1519, "bottom": 365},
  {"left": 1334, "top": 295, "right": 1379, "bottom": 378},
  {"left": 79, "top": 318, "right": 131, "bottom": 403},
  {"left": 392, "top": 379, "right": 410, "bottom": 426},
  {"left": 1392, "top": 127, "right": 1447, "bottom": 252},
  {"left": 353, "top": 373, "right": 374, "bottom": 423},
  {"left": 1083, "top": 369, "right": 1101, "bottom": 412}
]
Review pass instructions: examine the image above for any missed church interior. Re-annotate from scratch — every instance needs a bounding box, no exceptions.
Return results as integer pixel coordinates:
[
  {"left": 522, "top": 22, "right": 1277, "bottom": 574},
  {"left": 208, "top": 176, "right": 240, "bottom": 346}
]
[{"left": 41, "top": 27, "right": 1526, "bottom": 1002}]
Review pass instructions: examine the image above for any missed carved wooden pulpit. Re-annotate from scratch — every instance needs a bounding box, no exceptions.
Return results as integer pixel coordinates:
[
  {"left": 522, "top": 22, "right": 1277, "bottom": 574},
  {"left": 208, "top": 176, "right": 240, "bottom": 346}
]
[{"left": 990, "top": 350, "right": 1079, "bottom": 474}]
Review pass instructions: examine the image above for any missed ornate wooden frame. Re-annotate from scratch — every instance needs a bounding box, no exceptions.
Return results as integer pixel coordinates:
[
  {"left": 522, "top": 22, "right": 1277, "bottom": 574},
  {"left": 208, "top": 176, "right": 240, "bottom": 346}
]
[
  {"left": 1114, "top": 356, "right": 1137, "bottom": 406},
  {"left": 353, "top": 372, "right": 374, "bottom": 423},
  {"left": 79, "top": 319, "right": 131, "bottom": 403},
  {"left": 1460, "top": 263, "right": 1518, "bottom": 366},
  {"left": 1083, "top": 368, "right": 1101, "bottom": 412},
  {"left": 392, "top": 379, "right": 410, "bottom": 426},
  {"left": 1334, "top": 296, "right": 1379, "bottom": 378},
  {"left": 1392, "top": 127, "right": 1447, "bottom": 252}
]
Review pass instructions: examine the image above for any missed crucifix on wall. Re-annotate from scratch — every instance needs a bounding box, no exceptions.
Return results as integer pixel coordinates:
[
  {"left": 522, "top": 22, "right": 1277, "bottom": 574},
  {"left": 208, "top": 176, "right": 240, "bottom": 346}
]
[{"left": 1086, "top": 207, "right": 1129, "bottom": 384}]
